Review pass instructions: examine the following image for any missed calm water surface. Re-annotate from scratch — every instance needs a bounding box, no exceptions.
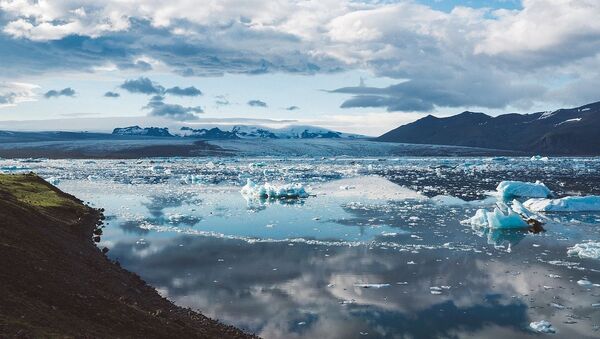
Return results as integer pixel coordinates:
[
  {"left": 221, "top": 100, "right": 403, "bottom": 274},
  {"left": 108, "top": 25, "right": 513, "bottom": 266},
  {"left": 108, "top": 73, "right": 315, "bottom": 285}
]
[{"left": 2, "top": 157, "right": 600, "bottom": 338}]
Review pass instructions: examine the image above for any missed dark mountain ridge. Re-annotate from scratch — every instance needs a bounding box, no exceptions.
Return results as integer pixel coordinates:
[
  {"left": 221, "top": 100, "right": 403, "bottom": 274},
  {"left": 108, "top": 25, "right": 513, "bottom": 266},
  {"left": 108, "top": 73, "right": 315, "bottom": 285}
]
[{"left": 377, "top": 101, "right": 600, "bottom": 155}]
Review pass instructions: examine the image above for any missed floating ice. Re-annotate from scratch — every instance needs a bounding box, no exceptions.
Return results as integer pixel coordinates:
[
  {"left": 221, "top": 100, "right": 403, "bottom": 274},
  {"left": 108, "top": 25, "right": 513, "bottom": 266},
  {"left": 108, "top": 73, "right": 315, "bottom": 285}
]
[
  {"left": 241, "top": 179, "right": 309, "bottom": 199},
  {"left": 496, "top": 181, "right": 552, "bottom": 200},
  {"left": 529, "top": 320, "right": 555, "bottom": 333},
  {"left": 524, "top": 196, "right": 600, "bottom": 212},
  {"left": 530, "top": 155, "right": 549, "bottom": 162},
  {"left": 577, "top": 279, "right": 593, "bottom": 287},
  {"left": 431, "top": 195, "right": 497, "bottom": 206},
  {"left": 44, "top": 176, "right": 60, "bottom": 185},
  {"left": 567, "top": 242, "right": 600, "bottom": 260},
  {"left": 463, "top": 201, "right": 528, "bottom": 229}
]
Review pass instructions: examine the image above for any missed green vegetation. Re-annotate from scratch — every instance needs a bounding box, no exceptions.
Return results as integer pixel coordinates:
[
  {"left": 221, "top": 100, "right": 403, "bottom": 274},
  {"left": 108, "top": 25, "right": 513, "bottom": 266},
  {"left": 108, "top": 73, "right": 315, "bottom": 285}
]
[{"left": 0, "top": 173, "right": 84, "bottom": 211}]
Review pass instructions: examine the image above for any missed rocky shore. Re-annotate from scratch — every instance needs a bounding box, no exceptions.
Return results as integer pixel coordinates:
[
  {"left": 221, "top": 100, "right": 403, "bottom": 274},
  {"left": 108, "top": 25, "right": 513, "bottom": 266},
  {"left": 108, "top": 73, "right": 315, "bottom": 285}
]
[{"left": 0, "top": 173, "right": 256, "bottom": 338}]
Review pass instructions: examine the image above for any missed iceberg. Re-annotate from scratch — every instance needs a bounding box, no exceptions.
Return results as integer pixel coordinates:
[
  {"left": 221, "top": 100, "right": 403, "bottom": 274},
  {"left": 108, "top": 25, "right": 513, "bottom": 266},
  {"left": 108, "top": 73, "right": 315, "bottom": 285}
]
[
  {"left": 529, "top": 320, "right": 555, "bottom": 333},
  {"left": 463, "top": 201, "right": 528, "bottom": 229},
  {"left": 241, "top": 179, "right": 309, "bottom": 199},
  {"left": 523, "top": 195, "right": 600, "bottom": 212},
  {"left": 496, "top": 180, "right": 552, "bottom": 200},
  {"left": 567, "top": 242, "right": 600, "bottom": 260}
]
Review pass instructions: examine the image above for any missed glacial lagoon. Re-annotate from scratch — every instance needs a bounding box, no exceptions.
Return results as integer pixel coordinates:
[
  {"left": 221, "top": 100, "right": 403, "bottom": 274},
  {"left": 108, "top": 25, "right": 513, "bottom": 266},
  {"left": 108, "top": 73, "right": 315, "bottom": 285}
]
[{"left": 3, "top": 157, "right": 600, "bottom": 338}]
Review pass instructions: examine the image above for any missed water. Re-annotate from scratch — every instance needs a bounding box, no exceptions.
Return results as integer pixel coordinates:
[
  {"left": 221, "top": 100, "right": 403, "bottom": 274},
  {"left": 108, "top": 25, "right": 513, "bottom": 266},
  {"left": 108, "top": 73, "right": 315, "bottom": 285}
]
[{"left": 2, "top": 157, "right": 600, "bottom": 338}]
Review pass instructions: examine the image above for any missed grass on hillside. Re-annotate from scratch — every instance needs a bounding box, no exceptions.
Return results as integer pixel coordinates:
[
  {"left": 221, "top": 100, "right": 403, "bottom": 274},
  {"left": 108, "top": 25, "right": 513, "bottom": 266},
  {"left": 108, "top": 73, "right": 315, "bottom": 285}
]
[{"left": 0, "top": 173, "right": 84, "bottom": 211}]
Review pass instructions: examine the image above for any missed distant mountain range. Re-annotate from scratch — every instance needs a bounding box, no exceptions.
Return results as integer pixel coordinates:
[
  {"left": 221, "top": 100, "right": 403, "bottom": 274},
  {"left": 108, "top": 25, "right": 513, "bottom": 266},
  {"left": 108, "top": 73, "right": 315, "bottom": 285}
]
[
  {"left": 113, "top": 125, "right": 362, "bottom": 140},
  {"left": 377, "top": 101, "right": 600, "bottom": 155}
]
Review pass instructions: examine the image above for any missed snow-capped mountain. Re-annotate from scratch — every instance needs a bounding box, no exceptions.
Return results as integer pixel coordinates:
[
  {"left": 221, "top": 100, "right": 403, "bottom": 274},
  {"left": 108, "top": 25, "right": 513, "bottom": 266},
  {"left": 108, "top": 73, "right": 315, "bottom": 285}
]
[
  {"left": 178, "top": 125, "right": 363, "bottom": 139},
  {"left": 112, "top": 126, "right": 174, "bottom": 137},
  {"left": 377, "top": 101, "right": 600, "bottom": 155}
]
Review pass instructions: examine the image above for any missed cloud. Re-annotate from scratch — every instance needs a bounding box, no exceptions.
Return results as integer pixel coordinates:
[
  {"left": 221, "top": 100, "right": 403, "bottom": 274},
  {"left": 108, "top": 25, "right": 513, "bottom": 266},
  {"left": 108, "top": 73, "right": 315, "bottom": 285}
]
[
  {"left": 143, "top": 95, "right": 203, "bottom": 121},
  {"left": 285, "top": 106, "right": 299, "bottom": 111},
  {"left": 165, "top": 86, "right": 202, "bottom": 97},
  {"left": 44, "top": 87, "right": 75, "bottom": 98},
  {"left": 0, "top": 82, "right": 39, "bottom": 108},
  {"left": 120, "top": 77, "right": 164, "bottom": 95},
  {"left": 104, "top": 91, "right": 120, "bottom": 98},
  {"left": 215, "top": 95, "right": 230, "bottom": 106},
  {"left": 0, "top": 1, "right": 600, "bottom": 111},
  {"left": 248, "top": 99, "right": 267, "bottom": 107}
]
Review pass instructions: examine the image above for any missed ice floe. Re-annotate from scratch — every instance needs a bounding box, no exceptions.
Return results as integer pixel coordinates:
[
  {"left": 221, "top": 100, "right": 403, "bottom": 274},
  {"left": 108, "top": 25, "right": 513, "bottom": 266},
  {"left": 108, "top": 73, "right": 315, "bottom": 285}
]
[
  {"left": 496, "top": 180, "right": 552, "bottom": 200},
  {"left": 241, "top": 179, "right": 309, "bottom": 199},
  {"left": 524, "top": 196, "right": 600, "bottom": 212},
  {"left": 567, "top": 242, "right": 600, "bottom": 260},
  {"left": 529, "top": 320, "right": 555, "bottom": 333},
  {"left": 316, "top": 176, "right": 426, "bottom": 201}
]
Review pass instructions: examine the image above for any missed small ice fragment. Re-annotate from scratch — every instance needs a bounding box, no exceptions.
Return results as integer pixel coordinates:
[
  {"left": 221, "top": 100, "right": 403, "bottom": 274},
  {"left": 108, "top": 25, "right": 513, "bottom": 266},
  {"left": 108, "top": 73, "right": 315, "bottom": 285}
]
[
  {"left": 297, "top": 322, "right": 306, "bottom": 326},
  {"left": 530, "top": 155, "right": 549, "bottom": 162},
  {"left": 496, "top": 181, "right": 552, "bottom": 200},
  {"left": 550, "top": 303, "right": 565, "bottom": 309},
  {"left": 396, "top": 282, "right": 408, "bottom": 285},
  {"left": 567, "top": 242, "right": 600, "bottom": 259},
  {"left": 591, "top": 303, "right": 600, "bottom": 308},
  {"left": 548, "top": 274, "right": 561, "bottom": 278},
  {"left": 530, "top": 320, "right": 555, "bottom": 333},
  {"left": 44, "top": 176, "right": 60, "bottom": 185},
  {"left": 429, "top": 287, "right": 443, "bottom": 295},
  {"left": 407, "top": 261, "right": 416, "bottom": 265},
  {"left": 577, "top": 279, "right": 593, "bottom": 287}
]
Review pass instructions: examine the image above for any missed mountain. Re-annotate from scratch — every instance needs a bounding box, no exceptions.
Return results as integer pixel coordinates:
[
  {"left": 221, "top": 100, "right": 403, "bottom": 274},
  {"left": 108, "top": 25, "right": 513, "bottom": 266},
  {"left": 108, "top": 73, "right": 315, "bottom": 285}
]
[
  {"left": 112, "top": 126, "right": 173, "bottom": 137},
  {"left": 377, "top": 101, "right": 600, "bottom": 155},
  {"left": 177, "top": 125, "right": 362, "bottom": 139}
]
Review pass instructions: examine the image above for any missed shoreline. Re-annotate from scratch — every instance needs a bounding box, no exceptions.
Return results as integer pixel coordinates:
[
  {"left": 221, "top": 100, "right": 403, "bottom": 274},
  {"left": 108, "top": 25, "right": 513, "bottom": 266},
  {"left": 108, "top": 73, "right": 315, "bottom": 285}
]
[{"left": 0, "top": 173, "right": 256, "bottom": 338}]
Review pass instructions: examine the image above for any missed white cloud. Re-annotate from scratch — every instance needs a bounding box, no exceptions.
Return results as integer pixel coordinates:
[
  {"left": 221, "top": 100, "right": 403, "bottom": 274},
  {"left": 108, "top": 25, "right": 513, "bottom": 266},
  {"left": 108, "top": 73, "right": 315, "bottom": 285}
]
[
  {"left": 475, "top": 0, "right": 600, "bottom": 59},
  {"left": 0, "top": 82, "right": 39, "bottom": 108},
  {"left": 1, "top": 0, "right": 600, "bottom": 111}
]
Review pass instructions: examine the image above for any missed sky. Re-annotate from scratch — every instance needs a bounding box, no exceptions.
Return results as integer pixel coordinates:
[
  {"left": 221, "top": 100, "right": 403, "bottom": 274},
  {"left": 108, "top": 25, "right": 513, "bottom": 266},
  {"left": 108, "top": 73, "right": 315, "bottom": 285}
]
[{"left": 0, "top": 0, "right": 599, "bottom": 136}]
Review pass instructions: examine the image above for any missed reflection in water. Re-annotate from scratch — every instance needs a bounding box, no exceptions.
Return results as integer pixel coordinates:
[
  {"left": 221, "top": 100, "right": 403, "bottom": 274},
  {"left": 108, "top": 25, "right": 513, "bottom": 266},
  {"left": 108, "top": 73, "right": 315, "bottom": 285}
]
[{"left": 16, "top": 158, "right": 600, "bottom": 339}]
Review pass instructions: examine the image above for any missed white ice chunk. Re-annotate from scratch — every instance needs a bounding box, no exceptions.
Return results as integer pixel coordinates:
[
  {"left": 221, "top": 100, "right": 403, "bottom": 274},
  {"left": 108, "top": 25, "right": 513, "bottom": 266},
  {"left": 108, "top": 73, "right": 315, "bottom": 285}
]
[
  {"left": 530, "top": 155, "right": 549, "bottom": 161},
  {"left": 241, "top": 179, "right": 309, "bottom": 199},
  {"left": 463, "top": 202, "right": 528, "bottom": 229},
  {"left": 577, "top": 279, "right": 593, "bottom": 287},
  {"left": 524, "top": 196, "right": 600, "bottom": 212},
  {"left": 496, "top": 180, "right": 552, "bottom": 200},
  {"left": 529, "top": 320, "right": 555, "bottom": 333},
  {"left": 567, "top": 242, "right": 600, "bottom": 260},
  {"left": 44, "top": 176, "right": 60, "bottom": 185}
]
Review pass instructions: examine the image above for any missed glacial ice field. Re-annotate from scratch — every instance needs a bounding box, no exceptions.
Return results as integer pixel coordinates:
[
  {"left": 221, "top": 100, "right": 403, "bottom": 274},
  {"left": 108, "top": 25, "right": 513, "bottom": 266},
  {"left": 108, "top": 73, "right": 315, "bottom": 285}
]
[{"left": 2, "top": 156, "right": 600, "bottom": 338}]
